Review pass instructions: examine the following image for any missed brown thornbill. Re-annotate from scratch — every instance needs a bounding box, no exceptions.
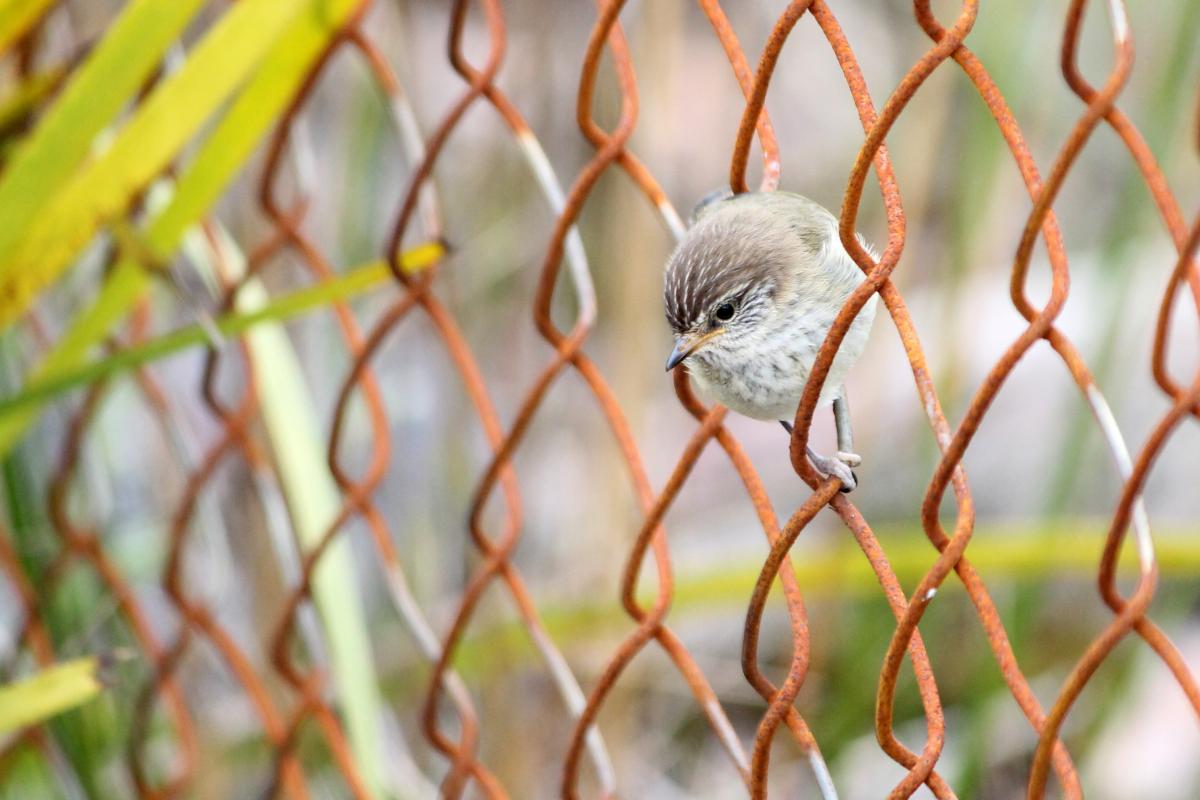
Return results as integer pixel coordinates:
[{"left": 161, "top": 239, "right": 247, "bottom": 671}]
[{"left": 663, "top": 191, "right": 876, "bottom": 491}]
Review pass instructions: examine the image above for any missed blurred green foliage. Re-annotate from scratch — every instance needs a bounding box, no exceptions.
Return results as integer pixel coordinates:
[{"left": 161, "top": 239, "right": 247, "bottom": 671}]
[{"left": 0, "top": 1, "right": 1197, "bottom": 798}]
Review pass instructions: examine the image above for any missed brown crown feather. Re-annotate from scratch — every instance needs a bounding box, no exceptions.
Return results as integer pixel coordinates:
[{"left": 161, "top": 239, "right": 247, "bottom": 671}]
[{"left": 663, "top": 192, "right": 826, "bottom": 332}]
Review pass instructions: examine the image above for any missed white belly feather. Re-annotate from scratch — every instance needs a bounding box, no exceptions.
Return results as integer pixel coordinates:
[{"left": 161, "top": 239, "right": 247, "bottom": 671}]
[{"left": 689, "top": 294, "right": 876, "bottom": 421}]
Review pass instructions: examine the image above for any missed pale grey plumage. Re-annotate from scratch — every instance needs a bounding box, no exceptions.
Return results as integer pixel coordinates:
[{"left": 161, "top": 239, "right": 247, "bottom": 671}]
[{"left": 663, "top": 191, "right": 877, "bottom": 423}]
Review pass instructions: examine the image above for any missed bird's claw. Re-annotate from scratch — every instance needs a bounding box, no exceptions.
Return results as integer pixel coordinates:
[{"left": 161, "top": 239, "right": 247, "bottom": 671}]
[{"left": 808, "top": 450, "right": 858, "bottom": 492}]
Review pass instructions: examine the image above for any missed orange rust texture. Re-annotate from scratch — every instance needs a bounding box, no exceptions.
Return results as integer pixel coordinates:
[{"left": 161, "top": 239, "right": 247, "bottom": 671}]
[{"left": 1, "top": 1, "right": 1198, "bottom": 799}]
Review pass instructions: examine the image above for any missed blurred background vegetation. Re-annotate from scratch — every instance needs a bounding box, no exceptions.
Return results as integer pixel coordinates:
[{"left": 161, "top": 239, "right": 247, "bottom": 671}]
[{"left": 0, "top": 0, "right": 1198, "bottom": 798}]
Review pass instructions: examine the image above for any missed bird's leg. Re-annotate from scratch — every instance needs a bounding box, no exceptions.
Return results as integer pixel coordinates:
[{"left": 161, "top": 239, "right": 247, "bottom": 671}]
[
  {"left": 779, "top": 420, "right": 857, "bottom": 492},
  {"left": 833, "top": 391, "right": 862, "bottom": 468}
]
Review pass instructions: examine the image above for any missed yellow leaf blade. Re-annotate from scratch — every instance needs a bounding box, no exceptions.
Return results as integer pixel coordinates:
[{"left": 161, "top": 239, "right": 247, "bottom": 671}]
[
  {"left": 0, "top": 658, "right": 103, "bottom": 734},
  {"left": 0, "top": 0, "right": 56, "bottom": 57},
  {"left": 0, "top": 0, "right": 207, "bottom": 268},
  {"left": 0, "top": 0, "right": 307, "bottom": 327}
]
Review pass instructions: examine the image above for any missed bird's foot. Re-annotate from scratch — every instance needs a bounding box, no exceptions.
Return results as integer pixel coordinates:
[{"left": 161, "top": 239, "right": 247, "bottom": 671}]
[{"left": 807, "top": 446, "right": 858, "bottom": 493}]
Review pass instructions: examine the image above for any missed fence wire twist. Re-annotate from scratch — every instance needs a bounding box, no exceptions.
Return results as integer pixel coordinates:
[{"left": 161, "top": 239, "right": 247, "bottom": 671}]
[{"left": 1, "top": 0, "right": 1199, "bottom": 798}]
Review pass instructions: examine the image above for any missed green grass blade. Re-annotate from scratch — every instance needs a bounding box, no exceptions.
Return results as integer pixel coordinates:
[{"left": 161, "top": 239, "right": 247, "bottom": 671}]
[
  {"left": 0, "top": 242, "right": 442, "bottom": 420},
  {"left": 0, "top": 657, "right": 103, "bottom": 734},
  {"left": 0, "top": 0, "right": 308, "bottom": 327},
  {"left": 244, "top": 287, "right": 385, "bottom": 798},
  {"left": 0, "top": 259, "right": 149, "bottom": 458},
  {"left": 201, "top": 226, "right": 385, "bottom": 797},
  {"left": 0, "top": 0, "right": 207, "bottom": 269}
]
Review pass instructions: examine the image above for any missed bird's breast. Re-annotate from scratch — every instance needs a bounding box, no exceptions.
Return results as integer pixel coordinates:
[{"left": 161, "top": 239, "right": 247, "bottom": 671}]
[{"left": 689, "top": 298, "right": 874, "bottom": 421}]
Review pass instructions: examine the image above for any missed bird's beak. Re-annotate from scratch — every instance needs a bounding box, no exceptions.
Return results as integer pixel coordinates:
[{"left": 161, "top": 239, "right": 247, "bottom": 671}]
[{"left": 665, "top": 329, "right": 724, "bottom": 371}]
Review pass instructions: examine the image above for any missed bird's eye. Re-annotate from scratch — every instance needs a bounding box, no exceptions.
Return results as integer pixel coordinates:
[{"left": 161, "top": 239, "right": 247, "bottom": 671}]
[{"left": 714, "top": 302, "right": 735, "bottom": 322}]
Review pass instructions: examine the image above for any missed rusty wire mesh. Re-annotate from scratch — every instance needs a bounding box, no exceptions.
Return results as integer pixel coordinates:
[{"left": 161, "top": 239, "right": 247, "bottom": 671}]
[{"left": 1, "top": 0, "right": 1199, "bottom": 798}]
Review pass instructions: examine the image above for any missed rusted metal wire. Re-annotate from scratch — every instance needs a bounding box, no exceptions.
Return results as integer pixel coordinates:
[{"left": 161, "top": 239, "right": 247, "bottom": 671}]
[{"left": 1, "top": 0, "right": 1198, "bottom": 798}]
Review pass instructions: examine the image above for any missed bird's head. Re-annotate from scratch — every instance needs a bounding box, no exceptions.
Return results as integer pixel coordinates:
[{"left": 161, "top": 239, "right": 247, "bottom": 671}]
[{"left": 663, "top": 192, "right": 829, "bottom": 371}]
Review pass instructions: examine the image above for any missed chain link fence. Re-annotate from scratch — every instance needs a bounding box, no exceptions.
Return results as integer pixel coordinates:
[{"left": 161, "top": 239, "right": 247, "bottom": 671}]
[{"left": 0, "top": 0, "right": 1198, "bottom": 798}]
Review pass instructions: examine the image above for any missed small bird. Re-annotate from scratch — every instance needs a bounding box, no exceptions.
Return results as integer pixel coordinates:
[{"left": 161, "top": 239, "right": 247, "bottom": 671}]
[{"left": 663, "top": 190, "right": 877, "bottom": 491}]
